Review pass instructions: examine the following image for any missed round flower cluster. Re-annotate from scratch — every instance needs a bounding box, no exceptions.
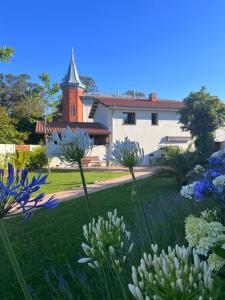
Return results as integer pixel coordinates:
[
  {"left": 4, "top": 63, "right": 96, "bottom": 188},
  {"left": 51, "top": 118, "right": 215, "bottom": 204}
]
[
  {"left": 208, "top": 149, "right": 225, "bottom": 166},
  {"left": 78, "top": 209, "right": 133, "bottom": 272},
  {"left": 128, "top": 244, "right": 213, "bottom": 300},
  {"left": 212, "top": 175, "right": 225, "bottom": 193},
  {"left": 185, "top": 214, "right": 225, "bottom": 257},
  {"left": 47, "top": 127, "right": 94, "bottom": 164},
  {"left": 108, "top": 137, "right": 144, "bottom": 170},
  {"left": 180, "top": 180, "right": 213, "bottom": 201},
  {"left": 180, "top": 183, "right": 196, "bottom": 200}
]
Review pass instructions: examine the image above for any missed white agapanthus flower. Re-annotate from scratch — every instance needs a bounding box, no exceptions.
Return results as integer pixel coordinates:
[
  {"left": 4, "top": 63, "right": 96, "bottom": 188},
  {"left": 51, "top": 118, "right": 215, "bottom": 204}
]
[
  {"left": 108, "top": 137, "right": 144, "bottom": 170},
  {"left": 128, "top": 245, "right": 213, "bottom": 300},
  {"left": 193, "top": 164, "right": 205, "bottom": 174},
  {"left": 185, "top": 214, "right": 225, "bottom": 257},
  {"left": 78, "top": 209, "right": 133, "bottom": 272},
  {"left": 180, "top": 182, "right": 196, "bottom": 199},
  {"left": 47, "top": 127, "right": 94, "bottom": 164},
  {"left": 213, "top": 175, "right": 225, "bottom": 192}
]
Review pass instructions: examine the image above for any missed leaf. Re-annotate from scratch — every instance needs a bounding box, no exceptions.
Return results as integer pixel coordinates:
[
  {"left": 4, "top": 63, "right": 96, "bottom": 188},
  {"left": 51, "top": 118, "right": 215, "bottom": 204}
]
[{"left": 213, "top": 245, "right": 225, "bottom": 259}]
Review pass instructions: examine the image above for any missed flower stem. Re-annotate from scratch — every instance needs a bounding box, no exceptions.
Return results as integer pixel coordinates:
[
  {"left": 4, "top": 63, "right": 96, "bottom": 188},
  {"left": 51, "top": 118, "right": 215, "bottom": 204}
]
[
  {"left": 0, "top": 219, "right": 32, "bottom": 300},
  {"left": 102, "top": 265, "right": 113, "bottom": 300},
  {"left": 114, "top": 268, "right": 129, "bottom": 300},
  {"left": 78, "top": 159, "right": 92, "bottom": 220},
  {"left": 129, "top": 168, "right": 153, "bottom": 245}
]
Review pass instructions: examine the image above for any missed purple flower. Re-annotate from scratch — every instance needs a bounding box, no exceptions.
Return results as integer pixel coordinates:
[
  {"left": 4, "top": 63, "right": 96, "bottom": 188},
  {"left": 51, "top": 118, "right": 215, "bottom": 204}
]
[
  {"left": 0, "top": 163, "right": 58, "bottom": 219},
  {"left": 193, "top": 180, "right": 213, "bottom": 201}
]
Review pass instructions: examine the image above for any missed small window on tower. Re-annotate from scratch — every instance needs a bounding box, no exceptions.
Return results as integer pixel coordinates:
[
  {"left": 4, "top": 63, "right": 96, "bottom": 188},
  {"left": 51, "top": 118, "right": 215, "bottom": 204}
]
[{"left": 71, "top": 105, "right": 76, "bottom": 116}]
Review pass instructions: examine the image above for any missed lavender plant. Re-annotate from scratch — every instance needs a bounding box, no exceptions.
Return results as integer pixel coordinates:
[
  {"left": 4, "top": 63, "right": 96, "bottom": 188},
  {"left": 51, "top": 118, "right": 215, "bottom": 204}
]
[
  {"left": 47, "top": 127, "right": 94, "bottom": 219},
  {"left": 0, "top": 163, "right": 57, "bottom": 300},
  {"left": 128, "top": 245, "right": 214, "bottom": 300}
]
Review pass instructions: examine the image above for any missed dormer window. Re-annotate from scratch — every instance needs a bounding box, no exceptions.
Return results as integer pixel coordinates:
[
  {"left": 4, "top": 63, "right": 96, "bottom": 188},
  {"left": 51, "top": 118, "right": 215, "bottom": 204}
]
[{"left": 123, "top": 112, "right": 136, "bottom": 125}]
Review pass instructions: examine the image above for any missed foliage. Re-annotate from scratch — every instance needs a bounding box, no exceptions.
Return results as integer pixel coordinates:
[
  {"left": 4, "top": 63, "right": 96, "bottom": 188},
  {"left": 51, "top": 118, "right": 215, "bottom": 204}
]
[
  {"left": 125, "top": 90, "right": 145, "bottom": 97},
  {"left": 158, "top": 145, "right": 199, "bottom": 185},
  {"left": 0, "top": 74, "right": 41, "bottom": 117},
  {"left": 0, "top": 46, "right": 14, "bottom": 62},
  {"left": 179, "top": 87, "right": 225, "bottom": 159},
  {"left": 80, "top": 75, "right": 98, "bottom": 93},
  {"left": 0, "top": 106, "right": 26, "bottom": 144},
  {"left": 27, "top": 147, "right": 47, "bottom": 171},
  {"left": 0, "top": 175, "right": 176, "bottom": 299},
  {"left": 0, "top": 147, "right": 47, "bottom": 171}
]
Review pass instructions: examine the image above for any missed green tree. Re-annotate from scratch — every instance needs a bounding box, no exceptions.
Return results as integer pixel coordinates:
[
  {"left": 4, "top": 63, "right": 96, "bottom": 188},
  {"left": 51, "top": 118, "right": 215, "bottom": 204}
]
[
  {"left": 80, "top": 75, "right": 98, "bottom": 93},
  {"left": 125, "top": 90, "right": 145, "bottom": 97},
  {"left": 0, "top": 73, "right": 41, "bottom": 116},
  {"left": 0, "top": 107, "right": 26, "bottom": 144},
  {"left": 179, "top": 87, "right": 225, "bottom": 159},
  {"left": 0, "top": 46, "right": 14, "bottom": 62}
]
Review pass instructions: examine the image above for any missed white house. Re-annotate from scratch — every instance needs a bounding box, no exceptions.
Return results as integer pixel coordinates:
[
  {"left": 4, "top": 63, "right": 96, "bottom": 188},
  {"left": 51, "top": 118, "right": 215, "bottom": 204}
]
[{"left": 36, "top": 50, "right": 193, "bottom": 166}]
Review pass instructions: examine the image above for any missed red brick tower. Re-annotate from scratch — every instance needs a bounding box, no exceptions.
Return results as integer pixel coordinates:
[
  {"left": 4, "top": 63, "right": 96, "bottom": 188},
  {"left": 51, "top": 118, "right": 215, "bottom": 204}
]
[{"left": 60, "top": 48, "right": 85, "bottom": 122}]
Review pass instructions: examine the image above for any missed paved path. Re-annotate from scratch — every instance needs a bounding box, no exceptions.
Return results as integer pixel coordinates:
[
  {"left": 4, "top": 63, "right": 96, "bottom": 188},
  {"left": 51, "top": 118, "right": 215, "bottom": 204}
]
[{"left": 44, "top": 167, "right": 156, "bottom": 204}]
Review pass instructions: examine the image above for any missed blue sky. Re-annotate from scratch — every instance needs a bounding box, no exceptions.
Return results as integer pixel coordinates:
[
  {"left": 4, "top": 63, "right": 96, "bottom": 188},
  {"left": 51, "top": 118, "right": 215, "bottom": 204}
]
[{"left": 1, "top": 0, "right": 225, "bottom": 100}]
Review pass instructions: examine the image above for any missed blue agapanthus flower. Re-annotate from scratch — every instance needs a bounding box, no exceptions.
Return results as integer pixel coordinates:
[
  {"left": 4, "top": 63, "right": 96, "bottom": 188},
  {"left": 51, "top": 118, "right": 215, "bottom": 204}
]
[
  {"left": 192, "top": 180, "right": 213, "bottom": 201},
  {"left": 0, "top": 163, "right": 58, "bottom": 219}
]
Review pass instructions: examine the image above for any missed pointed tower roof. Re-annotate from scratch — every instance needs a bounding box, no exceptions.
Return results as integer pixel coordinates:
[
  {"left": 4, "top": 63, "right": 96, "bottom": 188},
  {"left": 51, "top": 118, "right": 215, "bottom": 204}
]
[{"left": 61, "top": 48, "right": 85, "bottom": 89}]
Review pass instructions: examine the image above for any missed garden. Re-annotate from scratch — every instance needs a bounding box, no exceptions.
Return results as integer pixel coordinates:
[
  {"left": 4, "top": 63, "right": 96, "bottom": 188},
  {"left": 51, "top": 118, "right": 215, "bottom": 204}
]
[{"left": 1, "top": 126, "right": 225, "bottom": 300}]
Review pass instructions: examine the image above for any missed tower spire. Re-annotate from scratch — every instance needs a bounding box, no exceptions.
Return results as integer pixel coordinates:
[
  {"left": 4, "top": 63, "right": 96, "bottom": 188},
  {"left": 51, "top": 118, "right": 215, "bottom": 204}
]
[{"left": 61, "top": 48, "right": 85, "bottom": 89}]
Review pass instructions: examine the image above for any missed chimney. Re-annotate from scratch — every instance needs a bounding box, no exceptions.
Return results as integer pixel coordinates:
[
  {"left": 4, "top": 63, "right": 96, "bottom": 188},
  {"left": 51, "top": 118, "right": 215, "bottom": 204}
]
[{"left": 149, "top": 92, "right": 157, "bottom": 102}]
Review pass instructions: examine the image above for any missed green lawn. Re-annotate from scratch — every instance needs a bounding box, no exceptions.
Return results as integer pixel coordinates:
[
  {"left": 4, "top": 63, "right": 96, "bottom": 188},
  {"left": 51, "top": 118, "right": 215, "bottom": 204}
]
[
  {"left": 30, "top": 169, "right": 128, "bottom": 194},
  {"left": 0, "top": 175, "right": 178, "bottom": 299}
]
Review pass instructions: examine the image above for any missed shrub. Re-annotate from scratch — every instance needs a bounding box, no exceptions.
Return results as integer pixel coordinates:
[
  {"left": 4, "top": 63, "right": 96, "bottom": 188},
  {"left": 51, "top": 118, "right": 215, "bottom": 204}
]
[
  {"left": 0, "top": 146, "right": 47, "bottom": 171},
  {"left": 28, "top": 146, "right": 47, "bottom": 171},
  {"left": 157, "top": 146, "right": 199, "bottom": 185}
]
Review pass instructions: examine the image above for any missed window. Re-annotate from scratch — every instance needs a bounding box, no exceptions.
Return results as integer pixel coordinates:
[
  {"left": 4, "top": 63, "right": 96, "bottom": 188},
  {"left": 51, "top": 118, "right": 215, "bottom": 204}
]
[
  {"left": 151, "top": 113, "right": 158, "bottom": 125},
  {"left": 123, "top": 112, "right": 136, "bottom": 125},
  {"left": 71, "top": 105, "right": 76, "bottom": 116}
]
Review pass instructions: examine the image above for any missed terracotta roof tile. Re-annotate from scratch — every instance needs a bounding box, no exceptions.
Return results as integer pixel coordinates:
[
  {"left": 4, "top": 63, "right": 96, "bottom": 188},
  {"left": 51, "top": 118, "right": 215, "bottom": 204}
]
[
  {"left": 35, "top": 121, "right": 110, "bottom": 135},
  {"left": 92, "top": 96, "right": 184, "bottom": 109}
]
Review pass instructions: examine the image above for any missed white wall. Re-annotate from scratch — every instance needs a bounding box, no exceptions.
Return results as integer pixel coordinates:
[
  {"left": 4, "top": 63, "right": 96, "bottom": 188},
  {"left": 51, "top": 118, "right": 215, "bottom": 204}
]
[
  {"left": 94, "top": 104, "right": 112, "bottom": 130},
  {"left": 83, "top": 98, "right": 94, "bottom": 122},
  {"left": 0, "top": 144, "right": 15, "bottom": 155},
  {"left": 111, "top": 109, "right": 191, "bottom": 165},
  {"left": 49, "top": 145, "right": 107, "bottom": 167}
]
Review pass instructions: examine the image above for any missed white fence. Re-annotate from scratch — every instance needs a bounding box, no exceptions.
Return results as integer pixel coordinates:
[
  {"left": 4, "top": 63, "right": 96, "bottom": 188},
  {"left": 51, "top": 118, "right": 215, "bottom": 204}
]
[
  {"left": 0, "top": 144, "right": 39, "bottom": 155},
  {"left": 0, "top": 144, "right": 108, "bottom": 167}
]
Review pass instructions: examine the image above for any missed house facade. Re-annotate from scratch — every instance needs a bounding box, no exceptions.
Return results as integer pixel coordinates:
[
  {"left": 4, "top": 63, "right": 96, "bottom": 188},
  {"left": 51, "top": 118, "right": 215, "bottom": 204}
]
[{"left": 36, "top": 50, "right": 192, "bottom": 166}]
